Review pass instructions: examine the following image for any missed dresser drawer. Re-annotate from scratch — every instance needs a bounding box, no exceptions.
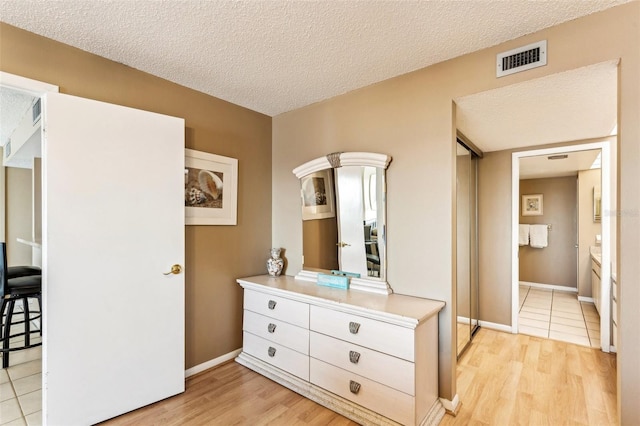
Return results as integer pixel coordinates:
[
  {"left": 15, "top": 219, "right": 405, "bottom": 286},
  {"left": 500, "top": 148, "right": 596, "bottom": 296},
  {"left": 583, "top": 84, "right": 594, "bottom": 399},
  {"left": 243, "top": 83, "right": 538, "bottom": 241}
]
[
  {"left": 244, "top": 289, "right": 309, "bottom": 328},
  {"left": 243, "top": 331, "right": 309, "bottom": 380},
  {"left": 310, "top": 331, "right": 414, "bottom": 395},
  {"left": 310, "top": 306, "right": 414, "bottom": 361},
  {"left": 310, "top": 358, "right": 414, "bottom": 425},
  {"left": 244, "top": 310, "right": 309, "bottom": 355}
]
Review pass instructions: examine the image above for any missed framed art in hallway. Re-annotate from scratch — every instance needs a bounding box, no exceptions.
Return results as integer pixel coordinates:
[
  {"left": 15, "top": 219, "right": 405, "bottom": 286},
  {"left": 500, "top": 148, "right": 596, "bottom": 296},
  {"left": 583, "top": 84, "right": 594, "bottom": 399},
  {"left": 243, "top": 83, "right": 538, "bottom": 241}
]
[
  {"left": 185, "top": 148, "right": 238, "bottom": 225},
  {"left": 522, "top": 193, "right": 543, "bottom": 216}
]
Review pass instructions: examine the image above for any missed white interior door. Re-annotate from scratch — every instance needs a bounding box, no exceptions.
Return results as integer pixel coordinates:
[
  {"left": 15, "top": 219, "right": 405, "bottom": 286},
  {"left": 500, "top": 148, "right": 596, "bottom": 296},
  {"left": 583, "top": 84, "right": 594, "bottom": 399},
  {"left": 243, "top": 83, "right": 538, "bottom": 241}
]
[
  {"left": 41, "top": 93, "right": 185, "bottom": 425},
  {"left": 335, "top": 166, "right": 367, "bottom": 277}
]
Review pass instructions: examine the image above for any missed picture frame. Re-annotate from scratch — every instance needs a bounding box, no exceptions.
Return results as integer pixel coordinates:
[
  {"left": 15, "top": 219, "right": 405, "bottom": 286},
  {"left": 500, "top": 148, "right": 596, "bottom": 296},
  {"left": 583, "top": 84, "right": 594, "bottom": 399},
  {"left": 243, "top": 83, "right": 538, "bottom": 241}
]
[
  {"left": 522, "top": 193, "right": 543, "bottom": 216},
  {"left": 301, "top": 169, "right": 335, "bottom": 221},
  {"left": 593, "top": 186, "right": 602, "bottom": 222},
  {"left": 185, "top": 148, "right": 238, "bottom": 225}
]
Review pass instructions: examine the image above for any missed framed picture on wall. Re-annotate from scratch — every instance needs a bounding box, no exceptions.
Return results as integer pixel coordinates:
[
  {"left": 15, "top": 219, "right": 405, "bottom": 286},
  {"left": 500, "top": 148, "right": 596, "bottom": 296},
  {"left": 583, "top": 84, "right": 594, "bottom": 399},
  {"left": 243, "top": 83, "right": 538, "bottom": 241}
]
[
  {"left": 301, "top": 170, "right": 335, "bottom": 221},
  {"left": 185, "top": 148, "right": 238, "bottom": 225},
  {"left": 522, "top": 193, "right": 543, "bottom": 216}
]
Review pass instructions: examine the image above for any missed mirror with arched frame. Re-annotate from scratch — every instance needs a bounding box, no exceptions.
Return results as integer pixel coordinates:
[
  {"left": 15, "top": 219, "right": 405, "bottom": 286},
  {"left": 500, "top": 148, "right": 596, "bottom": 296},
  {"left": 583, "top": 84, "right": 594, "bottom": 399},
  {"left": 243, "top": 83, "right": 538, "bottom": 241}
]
[{"left": 293, "top": 152, "right": 392, "bottom": 294}]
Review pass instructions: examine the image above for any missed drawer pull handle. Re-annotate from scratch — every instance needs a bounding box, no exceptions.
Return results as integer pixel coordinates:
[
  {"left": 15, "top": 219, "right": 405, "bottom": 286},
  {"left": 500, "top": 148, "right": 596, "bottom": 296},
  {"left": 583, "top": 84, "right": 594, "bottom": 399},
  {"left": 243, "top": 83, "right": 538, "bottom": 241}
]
[
  {"left": 268, "top": 346, "right": 276, "bottom": 357},
  {"left": 349, "top": 350, "right": 361, "bottom": 364},
  {"left": 349, "top": 321, "right": 361, "bottom": 334},
  {"left": 349, "top": 380, "right": 361, "bottom": 394},
  {"left": 268, "top": 300, "right": 277, "bottom": 310},
  {"left": 268, "top": 323, "right": 277, "bottom": 333}
]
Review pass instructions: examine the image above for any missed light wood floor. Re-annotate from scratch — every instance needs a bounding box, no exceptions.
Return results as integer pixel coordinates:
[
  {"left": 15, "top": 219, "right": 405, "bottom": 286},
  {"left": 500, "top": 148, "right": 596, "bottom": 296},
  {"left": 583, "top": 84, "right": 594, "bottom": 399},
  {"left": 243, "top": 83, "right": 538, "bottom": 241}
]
[
  {"left": 102, "top": 328, "right": 616, "bottom": 425},
  {"left": 100, "top": 359, "right": 359, "bottom": 426},
  {"left": 441, "top": 329, "right": 617, "bottom": 426}
]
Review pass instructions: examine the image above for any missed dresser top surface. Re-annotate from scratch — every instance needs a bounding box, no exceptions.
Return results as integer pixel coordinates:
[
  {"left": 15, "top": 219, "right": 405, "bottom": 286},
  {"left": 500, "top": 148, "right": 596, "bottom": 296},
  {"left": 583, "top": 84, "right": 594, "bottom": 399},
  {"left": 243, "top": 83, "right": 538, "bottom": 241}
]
[{"left": 237, "top": 275, "right": 445, "bottom": 324}]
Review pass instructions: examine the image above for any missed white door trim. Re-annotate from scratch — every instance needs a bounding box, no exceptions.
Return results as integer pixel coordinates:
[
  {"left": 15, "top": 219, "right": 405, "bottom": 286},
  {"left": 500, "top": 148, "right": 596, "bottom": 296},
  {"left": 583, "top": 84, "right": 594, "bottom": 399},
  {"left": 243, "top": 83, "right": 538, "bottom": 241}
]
[
  {"left": 511, "top": 141, "right": 612, "bottom": 352},
  {"left": 0, "top": 73, "right": 58, "bottom": 243},
  {"left": 0, "top": 72, "right": 59, "bottom": 96}
]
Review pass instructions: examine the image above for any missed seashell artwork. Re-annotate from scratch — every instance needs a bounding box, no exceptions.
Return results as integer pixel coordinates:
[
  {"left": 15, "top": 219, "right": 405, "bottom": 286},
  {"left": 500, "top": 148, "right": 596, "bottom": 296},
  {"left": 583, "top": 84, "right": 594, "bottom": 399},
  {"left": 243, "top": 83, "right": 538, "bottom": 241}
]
[
  {"left": 188, "top": 187, "right": 207, "bottom": 205},
  {"left": 185, "top": 167, "right": 224, "bottom": 208},
  {"left": 198, "top": 170, "right": 223, "bottom": 200}
]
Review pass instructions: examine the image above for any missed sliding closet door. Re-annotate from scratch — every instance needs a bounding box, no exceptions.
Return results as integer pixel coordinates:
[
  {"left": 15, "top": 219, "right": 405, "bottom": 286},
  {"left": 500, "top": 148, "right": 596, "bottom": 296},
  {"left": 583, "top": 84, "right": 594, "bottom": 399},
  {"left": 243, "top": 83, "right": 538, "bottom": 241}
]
[
  {"left": 456, "top": 141, "right": 480, "bottom": 357},
  {"left": 456, "top": 144, "right": 472, "bottom": 356}
]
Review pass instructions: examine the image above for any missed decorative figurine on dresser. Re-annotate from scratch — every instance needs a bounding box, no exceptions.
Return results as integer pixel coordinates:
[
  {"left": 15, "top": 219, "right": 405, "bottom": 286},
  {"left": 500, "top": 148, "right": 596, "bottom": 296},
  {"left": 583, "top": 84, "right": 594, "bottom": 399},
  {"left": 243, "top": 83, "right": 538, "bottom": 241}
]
[
  {"left": 236, "top": 152, "right": 446, "bottom": 426},
  {"left": 266, "top": 247, "right": 284, "bottom": 277}
]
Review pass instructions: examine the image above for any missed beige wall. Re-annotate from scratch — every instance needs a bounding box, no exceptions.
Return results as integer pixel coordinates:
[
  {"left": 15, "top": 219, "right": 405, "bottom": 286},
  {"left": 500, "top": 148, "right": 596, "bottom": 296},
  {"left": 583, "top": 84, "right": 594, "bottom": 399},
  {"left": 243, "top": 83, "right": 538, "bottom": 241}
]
[
  {"left": 578, "top": 169, "right": 602, "bottom": 298},
  {"left": 302, "top": 218, "right": 339, "bottom": 271},
  {"left": 519, "top": 176, "right": 577, "bottom": 288},
  {"left": 5, "top": 166, "right": 32, "bottom": 265},
  {"left": 0, "top": 23, "right": 272, "bottom": 369},
  {"left": 273, "top": 3, "right": 640, "bottom": 415}
]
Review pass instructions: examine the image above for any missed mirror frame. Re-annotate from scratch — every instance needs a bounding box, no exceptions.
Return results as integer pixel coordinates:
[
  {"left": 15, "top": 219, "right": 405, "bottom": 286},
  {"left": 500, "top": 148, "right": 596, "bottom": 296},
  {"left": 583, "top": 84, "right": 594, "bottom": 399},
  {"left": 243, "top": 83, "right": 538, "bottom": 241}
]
[{"left": 293, "top": 152, "right": 392, "bottom": 295}]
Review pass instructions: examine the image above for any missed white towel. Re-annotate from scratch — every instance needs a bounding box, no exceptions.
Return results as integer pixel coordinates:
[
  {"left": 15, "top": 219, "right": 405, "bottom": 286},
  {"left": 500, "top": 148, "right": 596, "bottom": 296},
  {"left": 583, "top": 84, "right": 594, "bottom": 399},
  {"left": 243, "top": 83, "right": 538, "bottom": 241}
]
[
  {"left": 519, "top": 224, "right": 530, "bottom": 246},
  {"left": 529, "top": 224, "right": 548, "bottom": 248}
]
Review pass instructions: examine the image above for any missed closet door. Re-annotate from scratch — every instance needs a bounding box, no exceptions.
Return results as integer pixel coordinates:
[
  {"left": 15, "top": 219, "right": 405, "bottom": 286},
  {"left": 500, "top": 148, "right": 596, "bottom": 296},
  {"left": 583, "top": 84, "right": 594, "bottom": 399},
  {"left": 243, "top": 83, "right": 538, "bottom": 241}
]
[{"left": 42, "top": 93, "right": 185, "bottom": 425}]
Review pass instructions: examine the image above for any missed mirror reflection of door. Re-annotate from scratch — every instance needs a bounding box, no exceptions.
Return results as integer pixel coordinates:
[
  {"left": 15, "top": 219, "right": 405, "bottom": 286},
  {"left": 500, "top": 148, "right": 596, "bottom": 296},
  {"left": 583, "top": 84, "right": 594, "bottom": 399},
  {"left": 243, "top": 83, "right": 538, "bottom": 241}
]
[
  {"left": 362, "top": 166, "right": 382, "bottom": 277},
  {"left": 335, "top": 166, "right": 369, "bottom": 277}
]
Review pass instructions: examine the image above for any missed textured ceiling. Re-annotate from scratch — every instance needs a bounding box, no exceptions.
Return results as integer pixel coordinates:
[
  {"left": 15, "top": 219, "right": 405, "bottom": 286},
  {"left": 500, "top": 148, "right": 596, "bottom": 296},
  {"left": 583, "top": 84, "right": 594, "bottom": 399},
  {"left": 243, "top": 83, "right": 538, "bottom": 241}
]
[
  {"left": 0, "top": 0, "right": 630, "bottom": 116},
  {"left": 0, "top": 87, "right": 36, "bottom": 146},
  {"left": 456, "top": 61, "right": 618, "bottom": 153},
  {"left": 520, "top": 149, "right": 601, "bottom": 179}
]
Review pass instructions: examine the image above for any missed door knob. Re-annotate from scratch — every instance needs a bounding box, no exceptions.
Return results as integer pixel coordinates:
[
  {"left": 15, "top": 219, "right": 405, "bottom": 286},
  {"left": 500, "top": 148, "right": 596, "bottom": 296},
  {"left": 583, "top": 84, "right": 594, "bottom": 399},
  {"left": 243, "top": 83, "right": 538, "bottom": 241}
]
[
  {"left": 163, "top": 264, "right": 183, "bottom": 275},
  {"left": 337, "top": 242, "right": 351, "bottom": 248}
]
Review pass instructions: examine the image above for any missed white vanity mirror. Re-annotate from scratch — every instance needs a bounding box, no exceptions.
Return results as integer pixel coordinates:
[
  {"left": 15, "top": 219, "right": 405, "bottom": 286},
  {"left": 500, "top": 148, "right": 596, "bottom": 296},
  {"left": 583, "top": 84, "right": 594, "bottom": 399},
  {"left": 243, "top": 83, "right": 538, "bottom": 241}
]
[{"left": 293, "top": 152, "right": 392, "bottom": 294}]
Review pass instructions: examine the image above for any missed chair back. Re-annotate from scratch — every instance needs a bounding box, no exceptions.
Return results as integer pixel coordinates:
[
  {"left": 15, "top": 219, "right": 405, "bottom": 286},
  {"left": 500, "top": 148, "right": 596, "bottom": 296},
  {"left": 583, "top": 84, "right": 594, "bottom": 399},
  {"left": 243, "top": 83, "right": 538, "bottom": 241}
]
[{"left": 0, "top": 242, "right": 7, "bottom": 298}]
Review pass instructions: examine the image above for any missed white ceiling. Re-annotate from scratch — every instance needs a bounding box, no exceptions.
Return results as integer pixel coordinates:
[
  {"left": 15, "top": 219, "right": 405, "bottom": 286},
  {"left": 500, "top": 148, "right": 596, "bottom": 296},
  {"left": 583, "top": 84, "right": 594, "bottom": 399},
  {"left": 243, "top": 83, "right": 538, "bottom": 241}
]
[{"left": 0, "top": 0, "right": 630, "bottom": 117}]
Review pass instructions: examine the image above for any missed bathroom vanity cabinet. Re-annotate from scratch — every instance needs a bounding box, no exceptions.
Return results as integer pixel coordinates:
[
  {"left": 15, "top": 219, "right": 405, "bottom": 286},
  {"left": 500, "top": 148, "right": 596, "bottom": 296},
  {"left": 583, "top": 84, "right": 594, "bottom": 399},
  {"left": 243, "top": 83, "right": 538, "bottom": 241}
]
[{"left": 235, "top": 275, "right": 445, "bottom": 426}]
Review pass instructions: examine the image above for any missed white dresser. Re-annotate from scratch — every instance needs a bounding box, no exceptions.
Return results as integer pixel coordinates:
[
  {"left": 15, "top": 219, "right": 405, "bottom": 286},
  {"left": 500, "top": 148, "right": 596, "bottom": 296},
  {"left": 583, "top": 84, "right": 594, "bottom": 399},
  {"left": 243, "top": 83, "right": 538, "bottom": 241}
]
[{"left": 236, "top": 275, "right": 446, "bottom": 426}]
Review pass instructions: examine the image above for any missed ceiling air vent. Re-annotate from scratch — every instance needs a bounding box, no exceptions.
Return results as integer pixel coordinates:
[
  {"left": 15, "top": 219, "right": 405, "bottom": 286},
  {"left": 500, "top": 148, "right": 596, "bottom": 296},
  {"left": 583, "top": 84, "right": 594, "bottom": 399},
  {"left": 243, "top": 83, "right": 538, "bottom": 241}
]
[
  {"left": 497, "top": 40, "right": 547, "bottom": 78},
  {"left": 32, "top": 98, "right": 42, "bottom": 125}
]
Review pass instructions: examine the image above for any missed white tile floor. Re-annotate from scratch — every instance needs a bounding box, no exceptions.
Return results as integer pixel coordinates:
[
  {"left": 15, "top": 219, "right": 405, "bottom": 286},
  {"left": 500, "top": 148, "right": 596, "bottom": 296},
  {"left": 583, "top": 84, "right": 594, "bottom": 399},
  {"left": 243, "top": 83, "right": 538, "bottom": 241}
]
[
  {"left": 1, "top": 300, "right": 42, "bottom": 426},
  {"left": 519, "top": 285, "right": 601, "bottom": 348}
]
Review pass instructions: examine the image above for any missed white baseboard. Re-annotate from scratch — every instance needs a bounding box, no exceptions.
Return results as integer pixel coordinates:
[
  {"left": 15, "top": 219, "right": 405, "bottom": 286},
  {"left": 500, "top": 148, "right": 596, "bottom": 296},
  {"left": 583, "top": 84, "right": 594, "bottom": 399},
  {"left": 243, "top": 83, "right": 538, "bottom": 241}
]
[
  {"left": 456, "top": 316, "right": 478, "bottom": 326},
  {"left": 520, "top": 281, "right": 577, "bottom": 293},
  {"left": 478, "top": 320, "right": 513, "bottom": 333},
  {"left": 185, "top": 348, "right": 242, "bottom": 378},
  {"left": 458, "top": 317, "right": 511, "bottom": 333},
  {"left": 578, "top": 296, "right": 595, "bottom": 303},
  {"left": 440, "top": 394, "right": 460, "bottom": 414}
]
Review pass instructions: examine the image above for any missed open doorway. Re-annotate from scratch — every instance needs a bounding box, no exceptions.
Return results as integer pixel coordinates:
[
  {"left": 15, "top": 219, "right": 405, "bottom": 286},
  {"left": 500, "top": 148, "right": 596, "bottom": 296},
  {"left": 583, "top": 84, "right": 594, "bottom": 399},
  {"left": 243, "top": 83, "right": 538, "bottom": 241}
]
[
  {"left": 512, "top": 140, "right": 612, "bottom": 352},
  {"left": 514, "top": 145, "right": 612, "bottom": 350},
  {"left": 454, "top": 60, "right": 618, "bottom": 353},
  {"left": 2, "top": 71, "right": 187, "bottom": 425},
  {"left": 1, "top": 74, "right": 57, "bottom": 425}
]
